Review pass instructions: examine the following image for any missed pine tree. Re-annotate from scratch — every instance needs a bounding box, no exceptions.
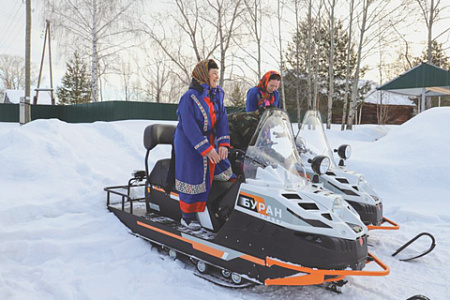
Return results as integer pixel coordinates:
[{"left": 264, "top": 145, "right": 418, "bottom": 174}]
[
  {"left": 57, "top": 52, "right": 91, "bottom": 105},
  {"left": 284, "top": 18, "right": 362, "bottom": 122},
  {"left": 228, "top": 82, "right": 247, "bottom": 107},
  {"left": 414, "top": 41, "right": 450, "bottom": 70}
]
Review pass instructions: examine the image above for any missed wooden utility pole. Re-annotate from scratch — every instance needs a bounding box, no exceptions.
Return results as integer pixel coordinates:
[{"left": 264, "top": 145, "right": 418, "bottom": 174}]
[
  {"left": 35, "top": 20, "right": 55, "bottom": 105},
  {"left": 21, "top": 0, "right": 32, "bottom": 125}
]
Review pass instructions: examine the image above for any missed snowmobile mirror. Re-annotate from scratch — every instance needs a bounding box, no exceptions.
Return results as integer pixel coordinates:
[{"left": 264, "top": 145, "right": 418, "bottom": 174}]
[
  {"left": 334, "top": 144, "right": 351, "bottom": 166},
  {"left": 308, "top": 155, "right": 330, "bottom": 183}
]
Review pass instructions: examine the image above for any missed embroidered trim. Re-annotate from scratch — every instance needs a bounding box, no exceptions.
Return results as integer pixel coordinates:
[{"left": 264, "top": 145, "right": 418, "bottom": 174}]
[
  {"left": 175, "top": 156, "right": 208, "bottom": 194},
  {"left": 201, "top": 145, "right": 214, "bottom": 156},
  {"left": 191, "top": 94, "right": 208, "bottom": 132},
  {"left": 217, "top": 135, "right": 230, "bottom": 142},
  {"left": 213, "top": 166, "right": 233, "bottom": 181},
  {"left": 194, "top": 139, "right": 208, "bottom": 150},
  {"left": 175, "top": 179, "right": 206, "bottom": 194}
]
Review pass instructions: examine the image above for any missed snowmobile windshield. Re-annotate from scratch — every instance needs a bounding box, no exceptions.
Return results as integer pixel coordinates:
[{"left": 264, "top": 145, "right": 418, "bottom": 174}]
[
  {"left": 297, "top": 110, "right": 337, "bottom": 168},
  {"left": 244, "top": 109, "right": 307, "bottom": 189}
]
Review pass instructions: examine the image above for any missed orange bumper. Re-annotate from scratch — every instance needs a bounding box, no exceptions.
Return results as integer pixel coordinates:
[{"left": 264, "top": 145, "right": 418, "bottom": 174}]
[
  {"left": 264, "top": 252, "right": 389, "bottom": 286},
  {"left": 367, "top": 217, "right": 400, "bottom": 231}
]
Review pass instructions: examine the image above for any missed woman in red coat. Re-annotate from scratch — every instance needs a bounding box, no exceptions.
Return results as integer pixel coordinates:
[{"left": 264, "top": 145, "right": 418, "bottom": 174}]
[{"left": 174, "top": 59, "right": 234, "bottom": 229}]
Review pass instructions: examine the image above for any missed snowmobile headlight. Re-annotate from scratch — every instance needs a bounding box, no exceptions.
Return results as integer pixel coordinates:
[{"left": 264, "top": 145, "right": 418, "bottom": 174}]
[
  {"left": 332, "top": 197, "right": 343, "bottom": 216},
  {"left": 308, "top": 155, "right": 330, "bottom": 175},
  {"left": 346, "top": 223, "right": 364, "bottom": 233},
  {"left": 335, "top": 144, "right": 351, "bottom": 160}
]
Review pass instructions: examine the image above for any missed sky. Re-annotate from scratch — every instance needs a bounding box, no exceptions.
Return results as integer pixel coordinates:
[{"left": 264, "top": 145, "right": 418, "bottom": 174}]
[
  {"left": 0, "top": 0, "right": 449, "bottom": 98},
  {"left": 0, "top": 107, "right": 449, "bottom": 299}
]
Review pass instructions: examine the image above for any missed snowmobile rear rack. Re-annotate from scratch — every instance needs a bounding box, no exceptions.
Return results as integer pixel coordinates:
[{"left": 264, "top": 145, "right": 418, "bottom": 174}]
[
  {"left": 367, "top": 217, "right": 399, "bottom": 231},
  {"left": 105, "top": 172, "right": 146, "bottom": 214},
  {"left": 392, "top": 232, "right": 436, "bottom": 262},
  {"left": 264, "top": 252, "right": 389, "bottom": 286}
]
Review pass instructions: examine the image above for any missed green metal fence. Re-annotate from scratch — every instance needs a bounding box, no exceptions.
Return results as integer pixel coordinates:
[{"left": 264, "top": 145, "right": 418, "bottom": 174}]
[
  {"left": 0, "top": 101, "right": 179, "bottom": 123},
  {"left": 0, "top": 101, "right": 293, "bottom": 124}
]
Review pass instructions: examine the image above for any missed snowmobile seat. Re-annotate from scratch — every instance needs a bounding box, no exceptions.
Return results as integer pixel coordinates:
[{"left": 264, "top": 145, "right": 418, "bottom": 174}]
[
  {"left": 143, "top": 124, "right": 176, "bottom": 184},
  {"left": 148, "top": 159, "right": 171, "bottom": 187}
]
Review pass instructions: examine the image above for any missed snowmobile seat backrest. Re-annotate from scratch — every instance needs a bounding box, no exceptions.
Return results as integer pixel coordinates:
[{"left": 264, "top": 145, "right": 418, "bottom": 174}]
[{"left": 143, "top": 124, "right": 176, "bottom": 151}]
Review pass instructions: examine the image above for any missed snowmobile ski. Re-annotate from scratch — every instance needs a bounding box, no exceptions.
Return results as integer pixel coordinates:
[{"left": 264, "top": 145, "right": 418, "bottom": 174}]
[{"left": 392, "top": 232, "right": 436, "bottom": 261}]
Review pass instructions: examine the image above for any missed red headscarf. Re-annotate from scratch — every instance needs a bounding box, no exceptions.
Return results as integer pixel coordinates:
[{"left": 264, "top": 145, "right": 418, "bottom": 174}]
[{"left": 256, "top": 70, "right": 281, "bottom": 107}]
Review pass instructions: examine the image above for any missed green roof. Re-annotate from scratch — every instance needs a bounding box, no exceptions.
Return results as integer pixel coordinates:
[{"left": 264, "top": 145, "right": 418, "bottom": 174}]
[{"left": 377, "top": 63, "right": 450, "bottom": 97}]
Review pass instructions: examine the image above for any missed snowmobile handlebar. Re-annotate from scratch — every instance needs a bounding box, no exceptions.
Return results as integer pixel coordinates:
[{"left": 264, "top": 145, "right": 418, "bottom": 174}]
[{"left": 264, "top": 252, "right": 389, "bottom": 286}]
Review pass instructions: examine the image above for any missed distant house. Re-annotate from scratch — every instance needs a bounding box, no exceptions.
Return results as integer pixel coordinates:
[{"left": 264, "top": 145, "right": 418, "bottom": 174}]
[
  {"left": 360, "top": 87, "right": 416, "bottom": 125},
  {"left": 1, "top": 89, "right": 54, "bottom": 105}
]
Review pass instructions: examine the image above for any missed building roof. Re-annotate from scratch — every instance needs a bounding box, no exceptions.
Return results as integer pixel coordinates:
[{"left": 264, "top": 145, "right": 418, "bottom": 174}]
[
  {"left": 377, "top": 62, "right": 450, "bottom": 97},
  {"left": 2, "top": 89, "right": 54, "bottom": 105}
]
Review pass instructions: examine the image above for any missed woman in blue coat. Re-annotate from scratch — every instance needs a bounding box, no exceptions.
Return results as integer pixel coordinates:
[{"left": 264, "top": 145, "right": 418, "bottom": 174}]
[
  {"left": 246, "top": 70, "right": 282, "bottom": 112},
  {"left": 174, "top": 59, "right": 234, "bottom": 229}
]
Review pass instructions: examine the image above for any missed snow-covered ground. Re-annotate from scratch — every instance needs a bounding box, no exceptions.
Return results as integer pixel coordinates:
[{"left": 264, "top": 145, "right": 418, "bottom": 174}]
[{"left": 1, "top": 108, "right": 449, "bottom": 300}]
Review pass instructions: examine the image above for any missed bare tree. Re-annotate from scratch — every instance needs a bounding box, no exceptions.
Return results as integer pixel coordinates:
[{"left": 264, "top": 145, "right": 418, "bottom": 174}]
[
  {"left": 44, "top": 0, "right": 139, "bottom": 102},
  {"left": 326, "top": 0, "right": 336, "bottom": 129},
  {"left": 140, "top": 0, "right": 221, "bottom": 86},
  {"left": 204, "top": 0, "right": 244, "bottom": 87},
  {"left": 346, "top": 0, "right": 406, "bottom": 129},
  {"left": 414, "top": 0, "right": 446, "bottom": 62},
  {"left": 340, "top": 0, "right": 354, "bottom": 130},
  {"left": 241, "top": 0, "right": 263, "bottom": 79},
  {"left": 414, "top": 0, "right": 450, "bottom": 109},
  {"left": 139, "top": 48, "right": 172, "bottom": 103},
  {"left": 347, "top": 0, "right": 370, "bottom": 130},
  {"left": 313, "top": 0, "right": 323, "bottom": 111},
  {"left": 0, "top": 54, "right": 27, "bottom": 90},
  {"left": 306, "top": 0, "right": 314, "bottom": 110},
  {"left": 293, "top": 0, "right": 302, "bottom": 126},
  {"left": 277, "top": 0, "right": 287, "bottom": 109}
]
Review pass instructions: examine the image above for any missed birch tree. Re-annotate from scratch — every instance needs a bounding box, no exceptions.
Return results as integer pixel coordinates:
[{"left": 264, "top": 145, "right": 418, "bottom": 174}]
[
  {"left": 340, "top": 0, "right": 354, "bottom": 130},
  {"left": 346, "top": 0, "right": 406, "bottom": 129},
  {"left": 306, "top": 0, "right": 314, "bottom": 110},
  {"left": 414, "top": 0, "right": 448, "bottom": 62},
  {"left": 414, "top": 0, "right": 450, "bottom": 109},
  {"left": 277, "top": 0, "right": 287, "bottom": 109},
  {"left": 204, "top": 0, "right": 244, "bottom": 87},
  {"left": 326, "top": 0, "right": 336, "bottom": 129},
  {"left": 239, "top": 0, "right": 264, "bottom": 80},
  {"left": 44, "top": 0, "right": 139, "bottom": 102}
]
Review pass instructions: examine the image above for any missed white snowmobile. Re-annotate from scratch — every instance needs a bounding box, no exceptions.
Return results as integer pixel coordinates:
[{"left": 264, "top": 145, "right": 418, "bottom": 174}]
[
  {"left": 105, "top": 109, "right": 389, "bottom": 290},
  {"left": 295, "top": 110, "right": 398, "bottom": 230}
]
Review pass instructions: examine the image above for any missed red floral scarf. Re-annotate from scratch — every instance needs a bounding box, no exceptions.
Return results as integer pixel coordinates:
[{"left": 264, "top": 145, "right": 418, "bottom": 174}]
[{"left": 256, "top": 70, "right": 280, "bottom": 107}]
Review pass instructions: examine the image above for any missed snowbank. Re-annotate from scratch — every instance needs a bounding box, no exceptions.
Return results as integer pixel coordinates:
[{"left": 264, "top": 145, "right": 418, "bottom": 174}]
[{"left": 1, "top": 108, "right": 449, "bottom": 299}]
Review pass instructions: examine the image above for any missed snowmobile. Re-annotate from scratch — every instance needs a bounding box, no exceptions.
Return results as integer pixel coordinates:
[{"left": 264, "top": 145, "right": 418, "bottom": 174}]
[
  {"left": 105, "top": 109, "right": 389, "bottom": 290},
  {"left": 295, "top": 110, "right": 399, "bottom": 230}
]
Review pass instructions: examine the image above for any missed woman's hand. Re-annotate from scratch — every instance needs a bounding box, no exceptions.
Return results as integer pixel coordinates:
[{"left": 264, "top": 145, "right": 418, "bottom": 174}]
[
  {"left": 218, "top": 146, "right": 228, "bottom": 160},
  {"left": 206, "top": 148, "right": 220, "bottom": 164}
]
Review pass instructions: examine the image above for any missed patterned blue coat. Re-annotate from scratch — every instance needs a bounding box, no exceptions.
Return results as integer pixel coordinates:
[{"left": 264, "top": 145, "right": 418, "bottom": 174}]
[
  {"left": 174, "top": 81, "right": 233, "bottom": 213},
  {"left": 245, "top": 87, "right": 281, "bottom": 112}
]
